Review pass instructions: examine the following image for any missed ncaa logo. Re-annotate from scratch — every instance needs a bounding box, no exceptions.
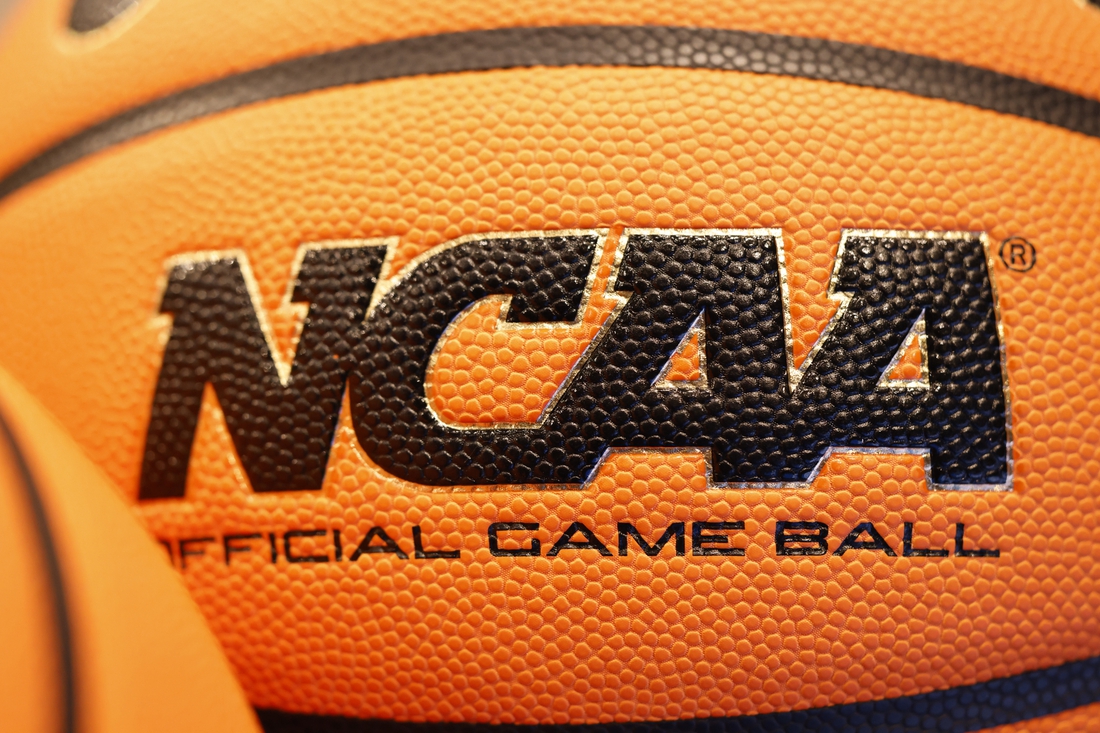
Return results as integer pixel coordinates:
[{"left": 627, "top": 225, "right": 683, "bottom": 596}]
[{"left": 137, "top": 228, "right": 1011, "bottom": 500}]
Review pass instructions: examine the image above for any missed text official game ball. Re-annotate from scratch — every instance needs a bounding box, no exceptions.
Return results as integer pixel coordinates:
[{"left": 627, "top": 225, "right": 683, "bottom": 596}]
[{"left": 4, "top": 0, "right": 1100, "bottom": 730}]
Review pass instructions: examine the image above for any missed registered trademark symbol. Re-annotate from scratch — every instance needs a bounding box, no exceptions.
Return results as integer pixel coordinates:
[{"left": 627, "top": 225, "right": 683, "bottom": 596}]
[{"left": 999, "top": 237, "right": 1036, "bottom": 272}]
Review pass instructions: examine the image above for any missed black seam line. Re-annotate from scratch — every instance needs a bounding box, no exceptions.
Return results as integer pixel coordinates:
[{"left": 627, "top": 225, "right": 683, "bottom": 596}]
[
  {"left": 253, "top": 653, "right": 1100, "bottom": 733},
  {"left": 2, "top": 24, "right": 1100, "bottom": 201},
  {"left": 0, "top": 409, "right": 77, "bottom": 733}
]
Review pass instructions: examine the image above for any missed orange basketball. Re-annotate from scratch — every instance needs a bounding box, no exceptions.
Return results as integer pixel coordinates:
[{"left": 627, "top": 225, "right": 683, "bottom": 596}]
[
  {"left": 2, "top": 0, "right": 1100, "bottom": 730},
  {"left": 0, "top": 363, "right": 259, "bottom": 732}
]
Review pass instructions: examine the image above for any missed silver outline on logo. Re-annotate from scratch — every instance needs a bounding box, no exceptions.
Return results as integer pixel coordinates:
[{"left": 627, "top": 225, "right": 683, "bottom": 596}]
[
  {"left": 878, "top": 310, "right": 930, "bottom": 391},
  {"left": 153, "top": 240, "right": 390, "bottom": 387},
  {"left": 416, "top": 229, "right": 625, "bottom": 431},
  {"left": 652, "top": 311, "right": 708, "bottom": 390}
]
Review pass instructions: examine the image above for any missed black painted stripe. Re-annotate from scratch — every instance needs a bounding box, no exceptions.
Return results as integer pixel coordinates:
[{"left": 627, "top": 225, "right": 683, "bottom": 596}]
[
  {"left": 2, "top": 24, "right": 1100, "bottom": 201},
  {"left": 255, "top": 653, "right": 1100, "bottom": 733},
  {"left": 69, "top": 0, "right": 141, "bottom": 33},
  {"left": 0, "top": 409, "right": 77, "bottom": 733}
]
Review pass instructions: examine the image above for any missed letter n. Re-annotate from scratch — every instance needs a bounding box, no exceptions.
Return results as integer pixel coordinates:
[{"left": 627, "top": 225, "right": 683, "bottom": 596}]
[{"left": 138, "top": 244, "right": 386, "bottom": 499}]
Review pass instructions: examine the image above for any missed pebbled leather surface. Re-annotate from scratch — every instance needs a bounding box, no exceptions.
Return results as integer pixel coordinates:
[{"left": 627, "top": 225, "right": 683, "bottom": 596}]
[
  {"left": 353, "top": 233, "right": 597, "bottom": 485},
  {"left": 253, "top": 650, "right": 1100, "bottom": 731},
  {"left": 1, "top": 19, "right": 1100, "bottom": 731},
  {"left": 1, "top": 62, "right": 1100, "bottom": 725},
  {"left": 352, "top": 230, "right": 1007, "bottom": 488},
  {"left": 4, "top": 24, "right": 1100, "bottom": 200},
  {"left": 4, "top": 0, "right": 1100, "bottom": 184},
  {"left": 140, "top": 246, "right": 385, "bottom": 499}
]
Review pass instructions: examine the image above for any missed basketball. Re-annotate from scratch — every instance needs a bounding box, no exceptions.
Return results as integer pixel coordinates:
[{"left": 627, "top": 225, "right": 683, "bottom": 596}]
[
  {"left": 1, "top": 0, "right": 1100, "bottom": 730},
  {"left": 0, "top": 364, "right": 258, "bottom": 732}
]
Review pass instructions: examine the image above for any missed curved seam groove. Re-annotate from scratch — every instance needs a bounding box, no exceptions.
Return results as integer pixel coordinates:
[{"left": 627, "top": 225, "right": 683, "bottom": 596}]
[
  {"left": 0, "top": 409, "right": 77, "bottom": 733},
  {"left": 1, "top": 25, "right": 1099, "bottom": 200}
]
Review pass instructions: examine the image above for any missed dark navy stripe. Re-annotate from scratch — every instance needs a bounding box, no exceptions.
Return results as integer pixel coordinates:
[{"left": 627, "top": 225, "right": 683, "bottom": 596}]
[
  {"left": 0, "top": 409, "right": 77, "bottom": 733},
  {"left": 2, "top": 24, "right": 1100, "bottom": 200},
  {"left": 255, "top": 653, "right": 1100, "bottom": 732}
]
